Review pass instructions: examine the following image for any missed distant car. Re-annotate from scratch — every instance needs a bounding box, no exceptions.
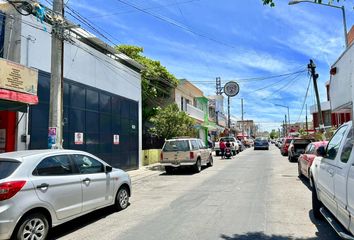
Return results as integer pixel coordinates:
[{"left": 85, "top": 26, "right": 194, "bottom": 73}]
[
  {"left": 280, "top": 137, "right": 294, "bottom": 156},
  {"left": 160, "top": 137, "right": 213, "bottom": 174},
  {"left": 236, "top": 140, "right": 246, "bottom": 152},
  {"left": 254, "top": 138, "right": 269, "bottom": 150},
  {"left": 214, "top": 137, "right": 239, "bottom": 156},
  {"left": 0, "top": 149, "right": 131, "bottom": 240},
  {"left": 297, "top": 141, "right": 328, "bottom": 179},
  {"left": 288, "top": 138, "right": 315, "bottom": 162}
]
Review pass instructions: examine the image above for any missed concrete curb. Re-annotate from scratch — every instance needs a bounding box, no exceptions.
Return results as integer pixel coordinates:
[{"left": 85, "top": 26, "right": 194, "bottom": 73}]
[{"left": 128, "top": 163, "right": 164, "bottom": 183}]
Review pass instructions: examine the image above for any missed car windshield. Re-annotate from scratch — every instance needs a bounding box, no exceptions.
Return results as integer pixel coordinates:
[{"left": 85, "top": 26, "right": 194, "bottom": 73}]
[
  {"left": 0, "top": 160, "right": 21, "bottom": 179},
  {"left": 163, "top": 140, "right": 190, "bottom": 152}
]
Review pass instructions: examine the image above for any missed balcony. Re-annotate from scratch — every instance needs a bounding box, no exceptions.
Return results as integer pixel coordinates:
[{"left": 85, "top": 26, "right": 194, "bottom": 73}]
[{"left": 186, "top": 104, "right": 204, "bottom": 122}]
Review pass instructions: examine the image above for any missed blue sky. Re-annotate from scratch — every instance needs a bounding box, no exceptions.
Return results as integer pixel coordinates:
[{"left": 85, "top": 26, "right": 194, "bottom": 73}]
[{"left": 64, "top": 0, "right": 354, "bottom": 131}]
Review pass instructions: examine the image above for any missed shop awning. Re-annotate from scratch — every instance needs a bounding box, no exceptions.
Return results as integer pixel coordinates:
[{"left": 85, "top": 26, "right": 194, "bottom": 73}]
[
  {"left": 0, "top": 99, "right": 28, "bottom": 112},
  {"left": 202, "top": 122, "right": 225, "bottom": 131}
]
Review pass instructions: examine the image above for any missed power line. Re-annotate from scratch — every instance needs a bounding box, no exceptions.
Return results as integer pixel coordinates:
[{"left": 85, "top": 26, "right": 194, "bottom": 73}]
[
  {"left": 115, "top": 0, "right": 239, "bottom": 50},
  {"left": 89, "top": 0, "right": 201, "bottom": 19},
  {"left": 296, "top": 74, "right": 312, "bottom": 123}
]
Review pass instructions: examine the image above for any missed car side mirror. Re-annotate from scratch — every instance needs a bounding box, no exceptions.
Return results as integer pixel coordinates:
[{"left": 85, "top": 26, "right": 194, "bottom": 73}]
[
  {"left": 105, "top": 165, "right": 113, "bottom": 173},
  {"left": 316, "top": 146, "right": 326, "bottom": 157}
]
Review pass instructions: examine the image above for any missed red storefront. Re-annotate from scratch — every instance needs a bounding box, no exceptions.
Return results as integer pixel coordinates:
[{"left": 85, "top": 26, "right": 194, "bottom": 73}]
[{"left": 0, "top": 58, "right": 38, "bottom": 152}]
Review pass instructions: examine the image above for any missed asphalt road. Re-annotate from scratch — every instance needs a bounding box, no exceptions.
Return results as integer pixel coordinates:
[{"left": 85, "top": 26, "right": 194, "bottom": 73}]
[{"left": 51, "top": 145, "right": 340, "bottom": 240}]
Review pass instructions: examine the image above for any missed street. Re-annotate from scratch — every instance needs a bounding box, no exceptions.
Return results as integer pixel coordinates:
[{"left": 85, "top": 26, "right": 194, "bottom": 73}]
[{"left": 50, "top": 145, "right": 339, "bottom": 240}]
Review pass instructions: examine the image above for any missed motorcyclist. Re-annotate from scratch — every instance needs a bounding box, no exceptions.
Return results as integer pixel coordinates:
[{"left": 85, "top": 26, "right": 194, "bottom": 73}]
[{"left": 220, "top": 139, "right": 226, "bottom": 159}]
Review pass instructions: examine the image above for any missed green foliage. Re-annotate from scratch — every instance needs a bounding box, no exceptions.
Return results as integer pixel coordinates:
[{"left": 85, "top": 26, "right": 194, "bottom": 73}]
[
  {"left": 149, "top": 104, "right": 197, "bottom": 139},
  {"left": 269, "top": 129, "right": 279, "bottom": 139},
  {"left": 115, "top": 45, "right": 178, "bottom": 121},
  {"left": 262, "top": 0, "right": 343, "bottom": 7}
]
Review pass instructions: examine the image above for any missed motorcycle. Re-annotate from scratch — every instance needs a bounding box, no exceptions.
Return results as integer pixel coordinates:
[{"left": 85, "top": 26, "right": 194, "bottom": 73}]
[{"left": 224, "top": 147, "right": 232, "bottom": 159}]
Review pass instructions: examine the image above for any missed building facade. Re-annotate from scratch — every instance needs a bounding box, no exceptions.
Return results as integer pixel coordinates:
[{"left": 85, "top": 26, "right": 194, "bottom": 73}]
[{"left": 0, "top": 5, "right": 143, "bottom": 170}]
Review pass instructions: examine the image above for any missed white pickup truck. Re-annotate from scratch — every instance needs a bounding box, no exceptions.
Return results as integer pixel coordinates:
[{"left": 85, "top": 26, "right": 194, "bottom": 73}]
[
  {"left": 311, "top": 121, "right": 354, "bottom": 239},
  {"left": 214, "top": 137, "right": 239, "bottom": 156}
]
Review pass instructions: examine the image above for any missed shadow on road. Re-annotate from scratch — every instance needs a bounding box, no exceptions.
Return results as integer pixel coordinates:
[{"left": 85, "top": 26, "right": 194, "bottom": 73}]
[
  {"left": 298, "top": 175, "right": 312, "bottom": 191},
  {"left": 159, "top": 167, "right": 201, "bottom": 176},
  {"left": 48, "top": 205, "right": 129, "bottom": 240}
]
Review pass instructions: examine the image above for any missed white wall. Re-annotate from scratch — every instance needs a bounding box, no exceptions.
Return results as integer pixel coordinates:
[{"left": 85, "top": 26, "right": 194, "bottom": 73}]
[
  {"left": 18, "top": 16, "right": 142, "bottom": 166},
  {"left": 330, "top": 44, "right": 354, "bottom": 112}
]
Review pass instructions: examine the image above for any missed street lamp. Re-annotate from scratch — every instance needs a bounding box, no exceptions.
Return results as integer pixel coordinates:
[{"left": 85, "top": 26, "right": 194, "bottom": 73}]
[
  {"left": 275, "top": 103, "right": 290, "bottom": 127},
  {"left": 289, "top": 0, "right": 348, "bottom": 48}
]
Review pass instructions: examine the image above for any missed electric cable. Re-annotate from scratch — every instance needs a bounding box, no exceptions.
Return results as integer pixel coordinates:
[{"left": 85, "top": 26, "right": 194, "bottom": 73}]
[{"left": 296, "top": 74, "right": 312, "bottom": 123}]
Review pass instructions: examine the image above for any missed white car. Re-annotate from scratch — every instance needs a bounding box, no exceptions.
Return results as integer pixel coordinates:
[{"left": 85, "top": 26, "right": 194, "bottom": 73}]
[
  {"left": 311, "top": 121, "right": 354, "bottom": 239},
  {"left": 0, "top": 149, "right": 131, "bottom": 240},
  {"left": 214, "top": 137, "right": 240, "bottom": 156}
]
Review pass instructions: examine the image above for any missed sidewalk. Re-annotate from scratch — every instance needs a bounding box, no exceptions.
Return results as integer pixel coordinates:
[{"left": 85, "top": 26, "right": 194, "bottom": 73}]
[{"left": 128, "top": 163, "right": 164, "bottom": 183}]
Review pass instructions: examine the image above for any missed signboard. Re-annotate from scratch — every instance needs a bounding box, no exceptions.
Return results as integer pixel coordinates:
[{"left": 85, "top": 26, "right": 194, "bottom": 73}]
[
  {"left": 0, "top": 58, "right": 38, "bottom": 95},
  {"left": 113, "top": 134, "right": 120, "bottom": 145},
  {"left": 48, "top": 127, "right": 57, "bottom": 149},
  {"left": 75, "top": 132, "right": 84, "bottom": 145},
  {"left": 224, "top": 81, "right": 240, "bottom": 97}
]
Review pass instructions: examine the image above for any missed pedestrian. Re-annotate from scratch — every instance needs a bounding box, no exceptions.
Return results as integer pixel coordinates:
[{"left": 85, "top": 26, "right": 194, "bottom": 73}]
[{"left": 220, "top": 139, "right": 226, "bottom": 159}]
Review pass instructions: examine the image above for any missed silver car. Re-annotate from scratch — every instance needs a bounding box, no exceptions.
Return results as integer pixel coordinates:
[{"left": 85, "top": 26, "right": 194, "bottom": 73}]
[{"left": 0, "top": 149, "right": 131, "bottom": 240}]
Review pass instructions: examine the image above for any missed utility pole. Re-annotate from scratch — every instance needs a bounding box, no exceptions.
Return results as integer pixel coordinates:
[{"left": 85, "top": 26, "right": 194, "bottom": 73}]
[
  {"left": 308, "top": 59, "right": 324, "bottom": 131},
  {"left": 285, "top": 114, "right": 287, "bottom": 136},
  {"left": 241, "top": 98, "right": 244, "bottom": 136},
  {"left": 49, "top": 0, "right": 64, "bottom": 148},
  {"left": 305, "top": 104, "right": 309, "bottom": 135},
  {"left": 227, "top": 97, "right": 230, "bottom": 129}
]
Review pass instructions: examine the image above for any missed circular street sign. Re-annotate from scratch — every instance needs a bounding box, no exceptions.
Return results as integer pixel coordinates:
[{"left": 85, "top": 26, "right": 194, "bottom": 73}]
[{"left": 224, "top": 81, "right": 240, "bottom": 97}]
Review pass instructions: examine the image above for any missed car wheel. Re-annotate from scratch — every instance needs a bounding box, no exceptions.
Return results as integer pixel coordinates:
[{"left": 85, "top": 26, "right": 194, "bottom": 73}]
[
  {"left": 115, "top": 186, "right": 130, "bottom": 211},
  {"left": 194, "top": 159, "right": 201, "bottom": 173},
  {"left": 232, "top": 150, "right": 236, "bottom": 156},
  {"left": 312, "top": 184, "right": 323, "bottom": 219},
  {"left": 16, "top": 213, "right": 49, "bottom": 240},
  {"left": 165, "top": 166, "right": 173, "bottom": 175},
  {"left": 207, "top": 155, "right": 213, "bottom": 167}
]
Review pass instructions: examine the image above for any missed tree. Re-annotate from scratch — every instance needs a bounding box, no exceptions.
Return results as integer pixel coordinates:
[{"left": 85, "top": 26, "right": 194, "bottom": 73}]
[
  {"left": 149, "top": 104, "right": 197, "bottom": 139},
  {"left": 262, "top": 0, "right": 343, "bottom": 7},
  {"left": 115, "top": 45, "right": 179, "bottom": 121},
  {"left": 269, "top": 129, "right": 279, "bottom": 139}
]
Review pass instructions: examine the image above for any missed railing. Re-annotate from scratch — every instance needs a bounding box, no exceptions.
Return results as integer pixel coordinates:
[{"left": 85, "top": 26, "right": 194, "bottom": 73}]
[{"left": 186, "top": 104, "right": 204, "bottom": 122}]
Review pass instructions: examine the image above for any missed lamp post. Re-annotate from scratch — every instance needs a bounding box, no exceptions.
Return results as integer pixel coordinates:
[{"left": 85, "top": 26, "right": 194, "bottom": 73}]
[
  {"left": 275, "top": 104, "right": 290, "bottom": 133},
  {"left": 289, "top": 0, "right": 348, "bottom": 48}
]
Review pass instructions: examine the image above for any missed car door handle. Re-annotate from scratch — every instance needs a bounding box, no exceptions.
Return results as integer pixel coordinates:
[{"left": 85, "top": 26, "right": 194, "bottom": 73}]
[
  {"left": 36, "top": 183, "right": 49, "bottom": 190},
  {"left": 83, "top": 178, "right": 91, "bottom": 182},
  {"left": 327, "top": 169, "right": 334, "bottom": 176}
]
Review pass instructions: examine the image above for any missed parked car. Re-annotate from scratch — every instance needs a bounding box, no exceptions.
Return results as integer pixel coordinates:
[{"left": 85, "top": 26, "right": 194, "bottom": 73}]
[
  {"left": 160, "top": 137, "right": 213, "bottom": 174},
  {"left": 214, "top": 137, "right": 239, "bottom": 156},
  {"left": 288, "top": 138, "right": 315, "bottom": 162},
  {"left": 237, "top": 140, "right": 246, "bottom": 152},
  {"left": 254, "top": 138, "right": 269, "bottom": 150},
  {"left": 297, "top": 141, "right": 328, "bottom": 179},
  {"left": 280, "top": 137, "right": 295, "bottom": 156},
  {"left": 0, "top": 149, "right": 131, "bottom": 240},
  {"left": 311, "top": 121, "right": 354, "bottom": 238}
]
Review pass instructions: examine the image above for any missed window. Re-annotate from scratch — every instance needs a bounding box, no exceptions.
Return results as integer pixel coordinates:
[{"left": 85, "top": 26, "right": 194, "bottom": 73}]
[
  {"left": 163, "top": 140, "right": 190, "bottom": 152},
  {"left": 326, "top": 125, "right": 348, "bottom": 160},
  {"left": 341, "top": 129, "right": 353, "bottom": 163},
  {"left": 0, "top": 160, "right": 20, "bottom": 179},
  {"left": 198, "top": 140, "right": 206, "bottom": 149},
  {"left": 181, "top": 97, "right": 184, "bottom": 111},
  {"left": 191, "top": 140, "right": 199, "bottom": 150},
  {"left": 34, "top": 155, "right": 73, "bottom": 176},
  {"left": 72, "top": 154, "right": 104, "bottom": 174}
]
